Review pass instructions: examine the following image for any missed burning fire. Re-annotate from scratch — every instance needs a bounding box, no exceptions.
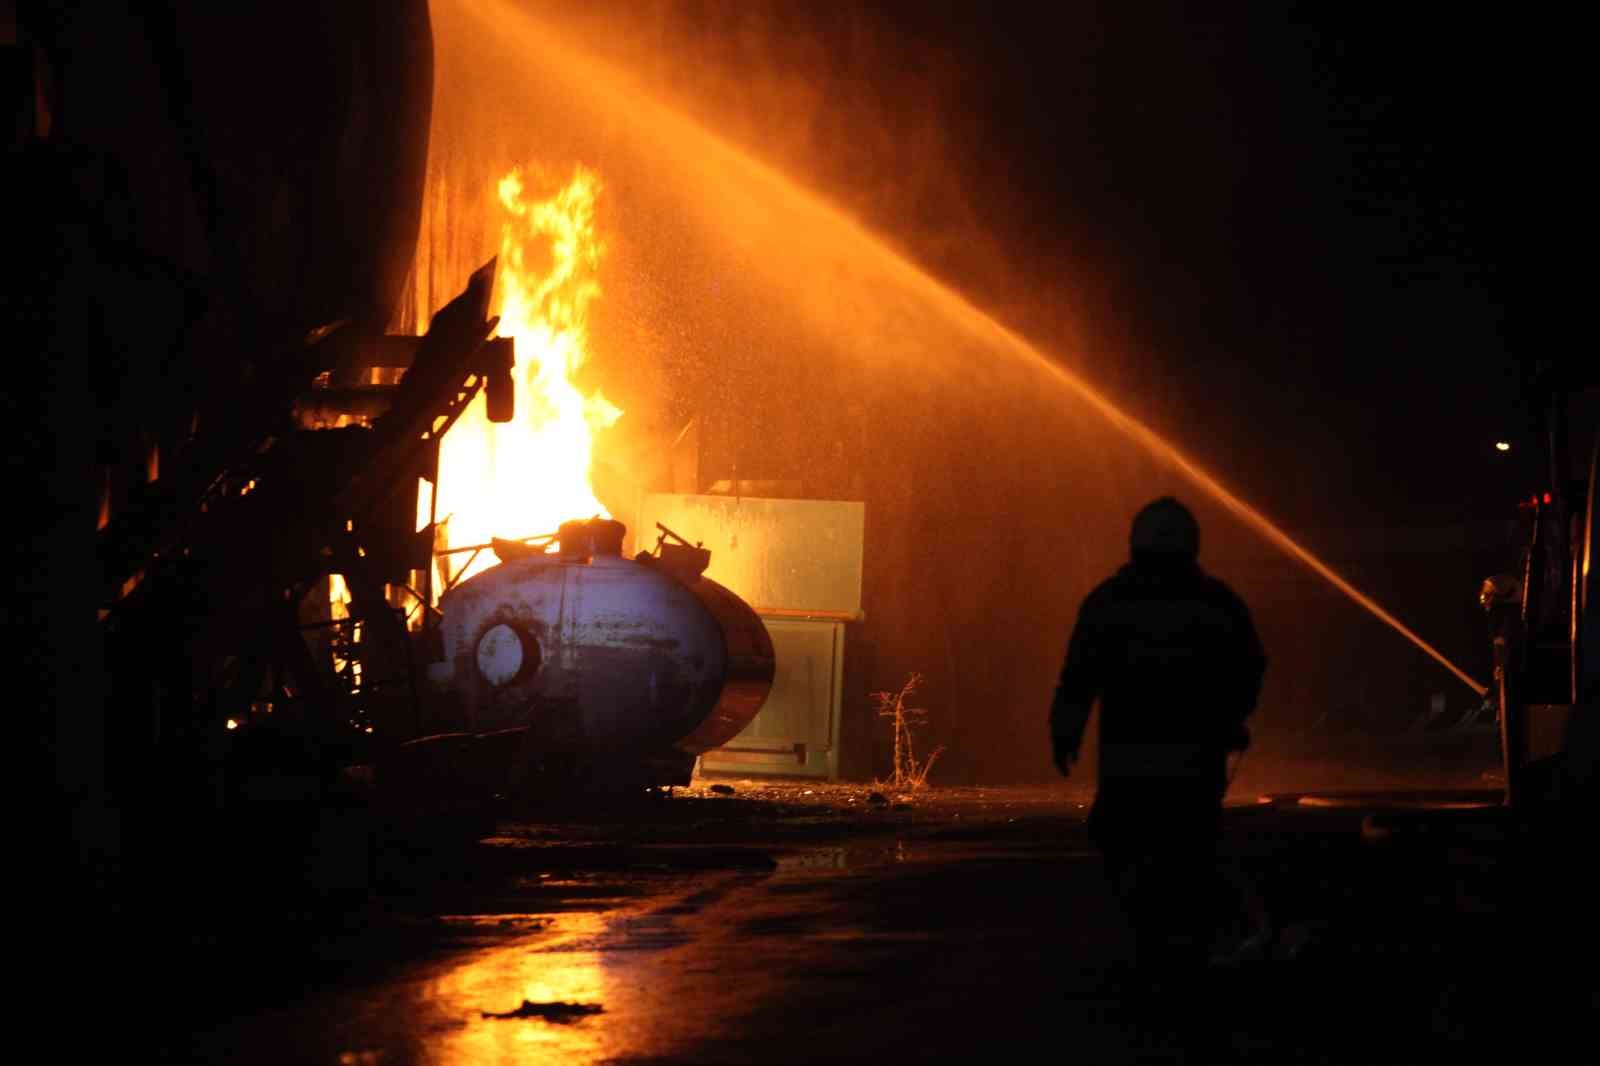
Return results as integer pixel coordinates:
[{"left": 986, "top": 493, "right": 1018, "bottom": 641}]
[{"left": 427, "top": 165, "right": 622, "bottom": 588}]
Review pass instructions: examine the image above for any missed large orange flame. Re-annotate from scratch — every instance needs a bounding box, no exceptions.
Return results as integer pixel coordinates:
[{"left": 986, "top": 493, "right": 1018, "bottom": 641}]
[{"left": 429, "top": 165, "right": 621, "bottom": 588}]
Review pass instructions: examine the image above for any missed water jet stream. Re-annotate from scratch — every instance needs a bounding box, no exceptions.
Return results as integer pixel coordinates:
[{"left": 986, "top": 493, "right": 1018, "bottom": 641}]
[{"left": 457, "top": 0, "right": 1488, "bottom": 698}]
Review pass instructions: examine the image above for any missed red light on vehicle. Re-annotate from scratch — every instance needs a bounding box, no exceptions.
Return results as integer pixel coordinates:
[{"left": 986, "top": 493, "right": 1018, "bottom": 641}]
[{"left": 1543, "top": 492, "right": 1552, "bottom": 505}]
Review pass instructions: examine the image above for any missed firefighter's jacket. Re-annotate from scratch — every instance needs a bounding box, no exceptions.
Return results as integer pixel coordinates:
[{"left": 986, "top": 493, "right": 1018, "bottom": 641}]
[{"left": 1051, "top": 555, "right": 1265, "bottom": 784}]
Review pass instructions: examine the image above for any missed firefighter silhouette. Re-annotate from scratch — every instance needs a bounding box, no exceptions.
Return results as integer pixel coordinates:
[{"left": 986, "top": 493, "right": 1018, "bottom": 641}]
[{"left": 1051, "top": 497, "right": 1266, "bottom": 974}]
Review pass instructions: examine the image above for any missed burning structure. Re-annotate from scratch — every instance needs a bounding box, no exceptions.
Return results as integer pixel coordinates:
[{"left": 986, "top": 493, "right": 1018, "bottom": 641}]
[
  {"left": 10, "top": 6, "right": 1594, "bottom": 1060},
  {"left": 12, "top": 0, "right": 1592, "bottom": 924},
  {"left": 11, "top": 2, "right": 436, "bottom": 895},
  {"left": 9, "top": 2, "right": 785, "bottom": 918}
]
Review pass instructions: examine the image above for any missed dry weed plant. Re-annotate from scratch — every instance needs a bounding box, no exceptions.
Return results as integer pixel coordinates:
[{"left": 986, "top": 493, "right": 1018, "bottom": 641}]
[{"left": 873, "top": 672, "right": 944, "bottom": 791}]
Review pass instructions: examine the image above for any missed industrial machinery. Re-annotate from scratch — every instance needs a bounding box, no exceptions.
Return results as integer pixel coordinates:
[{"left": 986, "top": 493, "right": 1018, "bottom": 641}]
[
  {"left": 8, "top": 2, "right": 773, "bottom": 897},
  {"left": 87, "top": 239, "right": 773, "bottom": 820},
  {"left": 419, "top": 518, "right": 775, "bottom": 793}
]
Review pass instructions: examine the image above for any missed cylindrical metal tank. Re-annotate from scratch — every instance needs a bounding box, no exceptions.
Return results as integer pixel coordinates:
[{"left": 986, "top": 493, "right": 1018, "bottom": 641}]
[{"left": 433, "top": 520, "right": 774, "bottom": 756}]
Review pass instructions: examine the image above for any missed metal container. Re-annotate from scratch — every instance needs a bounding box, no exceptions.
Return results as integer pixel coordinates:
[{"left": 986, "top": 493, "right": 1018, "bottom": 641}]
[{"left": 433, "top": 520, "right": 774, "bottom": 756}]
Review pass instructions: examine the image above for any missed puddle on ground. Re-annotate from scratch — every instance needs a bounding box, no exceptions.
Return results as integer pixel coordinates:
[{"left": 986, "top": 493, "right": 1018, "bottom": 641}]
[
  {"left": 775, "top": 840, "right": 914, "bottom": 873},
  {"left": 436, "top": 914, "right": 555, "bottom": 930},
  {"left": 428, "top": 911, "right": 614, "bottom": 1062}
]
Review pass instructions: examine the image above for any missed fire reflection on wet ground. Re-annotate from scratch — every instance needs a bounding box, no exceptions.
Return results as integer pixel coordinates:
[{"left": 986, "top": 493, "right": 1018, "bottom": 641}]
[{"left": 428, "top": 912, "right": 611, "bottom": 1063}]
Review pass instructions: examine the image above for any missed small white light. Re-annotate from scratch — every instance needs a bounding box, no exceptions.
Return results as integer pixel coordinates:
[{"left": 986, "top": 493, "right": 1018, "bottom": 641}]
[
  {"left": 225, "top": 719, "right": 238, "bottom": 730},
  {"left": 1495, "top": 441, "right": 1511, "bottom": 452}
]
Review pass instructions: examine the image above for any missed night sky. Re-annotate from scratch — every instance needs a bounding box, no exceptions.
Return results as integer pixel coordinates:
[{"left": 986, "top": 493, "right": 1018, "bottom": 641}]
[
  {"left": 540, "top": 0, "right": 1548, "bottom": 533},
  {"left": 945, "top": 2, "right": 1528, "bottom": 529}
]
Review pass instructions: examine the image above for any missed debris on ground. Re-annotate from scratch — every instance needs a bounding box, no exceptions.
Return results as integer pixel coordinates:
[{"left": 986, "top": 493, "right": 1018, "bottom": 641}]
[
  {"left": 866, "top": 792, "right": 889, "bottom": 806},
  {"left": 481, "top": 1000, "right": 605, "bottom": 1023},
  {"left": 708, "top": 784, "right": 736, "bottom": 795}
]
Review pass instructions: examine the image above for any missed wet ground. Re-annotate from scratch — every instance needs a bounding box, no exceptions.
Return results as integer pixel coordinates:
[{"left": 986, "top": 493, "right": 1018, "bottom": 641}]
[{"left": 123, "top": 768, "right": 1595, "bottom": 1065}]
